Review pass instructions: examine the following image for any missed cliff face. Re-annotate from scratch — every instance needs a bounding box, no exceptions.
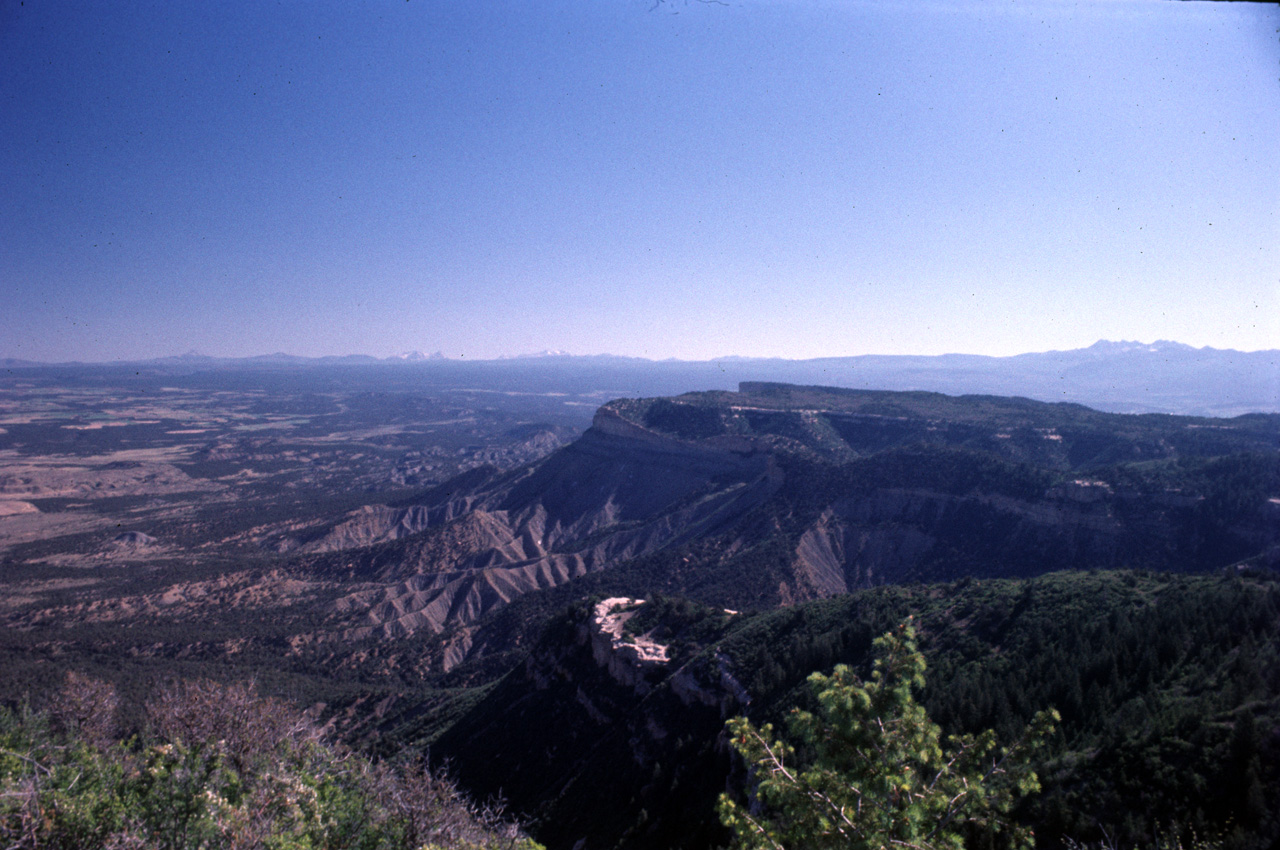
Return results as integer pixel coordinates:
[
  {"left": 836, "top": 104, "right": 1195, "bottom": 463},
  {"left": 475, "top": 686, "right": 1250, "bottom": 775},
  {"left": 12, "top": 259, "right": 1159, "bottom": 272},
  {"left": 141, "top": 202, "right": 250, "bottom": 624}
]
[
  {"left": 290, "top": 385, "right": 1279, "bottom": 666},
  {"left": 434, "top": 600, "right": 743, "bottom": 850},
  {"left": 585, "top": 598, "right": 670, "bottom": 694}
]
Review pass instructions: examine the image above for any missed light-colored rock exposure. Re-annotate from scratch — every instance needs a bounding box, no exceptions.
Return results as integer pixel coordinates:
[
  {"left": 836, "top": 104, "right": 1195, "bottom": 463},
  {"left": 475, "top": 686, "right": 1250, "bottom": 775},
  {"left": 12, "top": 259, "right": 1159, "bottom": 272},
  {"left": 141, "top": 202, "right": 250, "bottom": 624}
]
[{"left": 586, "top": 597, "right": 670, "bottom": 693}]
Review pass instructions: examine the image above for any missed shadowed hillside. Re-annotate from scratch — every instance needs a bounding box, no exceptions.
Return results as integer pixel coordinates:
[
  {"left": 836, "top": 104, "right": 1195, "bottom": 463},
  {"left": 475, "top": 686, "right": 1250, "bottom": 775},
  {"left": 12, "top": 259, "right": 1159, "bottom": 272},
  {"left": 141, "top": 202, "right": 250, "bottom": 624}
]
[
  {"left": 303, "top": 384, "right": 1280, "bottom": 669},
  {"left": 431, "top": 571, "right": 1280, "bottom": 850}
]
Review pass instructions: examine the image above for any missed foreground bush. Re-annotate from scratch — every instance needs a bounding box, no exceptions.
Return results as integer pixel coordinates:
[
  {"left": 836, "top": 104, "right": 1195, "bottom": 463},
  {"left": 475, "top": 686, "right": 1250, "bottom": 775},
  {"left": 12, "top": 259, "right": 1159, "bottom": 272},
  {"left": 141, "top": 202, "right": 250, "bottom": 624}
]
[
  {"left": 719, "top": 622, "right": 1057, "bottom": 850},
  {"left": 0, "top": 673, "right": 539, "bottom": 850}
]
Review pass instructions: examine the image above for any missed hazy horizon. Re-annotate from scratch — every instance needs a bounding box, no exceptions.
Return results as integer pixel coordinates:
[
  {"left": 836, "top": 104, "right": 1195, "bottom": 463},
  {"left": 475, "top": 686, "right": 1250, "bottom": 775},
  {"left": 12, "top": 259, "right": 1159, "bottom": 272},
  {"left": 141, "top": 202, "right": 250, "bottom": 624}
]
[
  {"left": 5, "top": 337, "right": 1277, "bottom": 367},
  {"left": 4, "top": 1, "right": 1277, "bottom": 363}
]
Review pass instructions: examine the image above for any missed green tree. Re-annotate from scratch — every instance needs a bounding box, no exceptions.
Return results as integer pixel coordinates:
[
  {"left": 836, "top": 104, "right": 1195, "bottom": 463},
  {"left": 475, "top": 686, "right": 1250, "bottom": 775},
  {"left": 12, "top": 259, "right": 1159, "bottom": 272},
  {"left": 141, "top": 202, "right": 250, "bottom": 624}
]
[{"left": 719, "top": 621, "right": 1057, "bottom": 850}]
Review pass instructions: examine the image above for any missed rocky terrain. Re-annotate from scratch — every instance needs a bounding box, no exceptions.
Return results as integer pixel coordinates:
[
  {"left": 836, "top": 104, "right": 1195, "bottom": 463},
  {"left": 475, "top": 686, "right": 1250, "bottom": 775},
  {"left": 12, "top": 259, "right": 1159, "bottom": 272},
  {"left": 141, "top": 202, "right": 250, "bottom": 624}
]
[
  {"left": 5, "top": 377, "right": 1277, "bottom": 696},
  {"left": 2, "top": 365, "right": 1279, "bottom": 850},
  {"left": 291, "top": 384, "right": 1280, "bottom": 670},
  {"left": 0, "top": 366, "right": 589, "bottom": 709}
]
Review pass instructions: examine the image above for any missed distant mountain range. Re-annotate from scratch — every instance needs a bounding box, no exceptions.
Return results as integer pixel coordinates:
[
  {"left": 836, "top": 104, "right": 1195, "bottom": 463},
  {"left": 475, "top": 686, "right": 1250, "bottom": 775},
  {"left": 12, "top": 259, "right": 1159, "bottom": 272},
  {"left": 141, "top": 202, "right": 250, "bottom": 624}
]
[{"left": 4, "top": 340, "right": 1276, "bottom": 416}]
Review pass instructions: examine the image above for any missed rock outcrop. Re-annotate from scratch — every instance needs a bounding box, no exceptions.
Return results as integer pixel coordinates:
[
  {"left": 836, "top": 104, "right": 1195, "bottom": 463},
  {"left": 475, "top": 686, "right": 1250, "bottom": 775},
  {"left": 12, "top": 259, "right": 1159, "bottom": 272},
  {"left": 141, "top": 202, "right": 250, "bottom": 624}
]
[
  {"left": 111, "top": 530, "right": 156, "bottom": 546},
  {"left": 434, "top": 599, "right": 745, "bottom": 850},
  {"left": 585, "top": 598, "right": 670, "bottom": 694}
]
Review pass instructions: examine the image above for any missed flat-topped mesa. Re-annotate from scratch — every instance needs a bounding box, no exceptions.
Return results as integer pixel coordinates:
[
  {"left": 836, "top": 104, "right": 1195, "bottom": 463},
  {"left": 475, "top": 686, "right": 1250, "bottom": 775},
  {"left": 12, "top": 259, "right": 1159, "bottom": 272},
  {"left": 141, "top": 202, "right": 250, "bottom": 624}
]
[
  {"left": 319, "top": 383, "right": 1279, "bottom": 663},
  {"left": 591, "top": 399, "right": 772, "bottom": 456},
  {"left": 591, "top": 404, "right": 663, "bottom": 441},
  {"left": 587, "top": 597, "right": 670, "bottom": 693}
]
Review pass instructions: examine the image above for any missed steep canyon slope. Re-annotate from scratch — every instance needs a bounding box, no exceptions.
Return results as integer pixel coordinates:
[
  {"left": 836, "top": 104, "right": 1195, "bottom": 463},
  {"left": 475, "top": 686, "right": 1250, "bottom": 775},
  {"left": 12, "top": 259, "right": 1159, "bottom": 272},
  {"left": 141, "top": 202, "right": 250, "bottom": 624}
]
[{"left": 308, "top": 384, "right": 1280, "bottom": 666}]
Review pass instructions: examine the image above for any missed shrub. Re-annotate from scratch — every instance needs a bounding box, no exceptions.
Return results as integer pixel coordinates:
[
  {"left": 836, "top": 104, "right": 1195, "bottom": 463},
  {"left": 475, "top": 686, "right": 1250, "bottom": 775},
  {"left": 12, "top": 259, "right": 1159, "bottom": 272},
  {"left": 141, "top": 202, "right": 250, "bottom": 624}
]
[
  {"left": 719, "top": 622, "right": 1057, "bottom": 850},
  {"left": 0, "top": 672, "right": 540, "bottom": 850}
]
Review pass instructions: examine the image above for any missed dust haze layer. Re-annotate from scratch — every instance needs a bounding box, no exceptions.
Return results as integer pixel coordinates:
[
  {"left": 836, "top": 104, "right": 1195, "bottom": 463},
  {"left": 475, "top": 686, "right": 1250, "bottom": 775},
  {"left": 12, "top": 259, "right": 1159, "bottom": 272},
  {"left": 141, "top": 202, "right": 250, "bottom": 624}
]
[{"left": 4, "top": 340, "right": 1276, "bottom": 417}]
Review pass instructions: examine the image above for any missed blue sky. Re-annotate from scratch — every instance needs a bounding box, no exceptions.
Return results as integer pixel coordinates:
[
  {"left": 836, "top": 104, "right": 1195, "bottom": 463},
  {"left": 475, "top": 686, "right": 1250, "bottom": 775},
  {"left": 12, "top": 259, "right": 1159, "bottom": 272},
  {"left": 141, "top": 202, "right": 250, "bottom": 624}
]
[{"left": 2, "top": 0, "right": 1277, "bottom": 362}]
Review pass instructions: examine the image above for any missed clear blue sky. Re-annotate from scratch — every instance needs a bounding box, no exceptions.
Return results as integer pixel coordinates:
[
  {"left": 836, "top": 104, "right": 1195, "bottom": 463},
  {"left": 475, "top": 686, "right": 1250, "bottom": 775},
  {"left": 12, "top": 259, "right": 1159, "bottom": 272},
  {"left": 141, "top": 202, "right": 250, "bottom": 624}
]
[{"left": 2, "top": 0, "right": 1277, "bottom": 362}]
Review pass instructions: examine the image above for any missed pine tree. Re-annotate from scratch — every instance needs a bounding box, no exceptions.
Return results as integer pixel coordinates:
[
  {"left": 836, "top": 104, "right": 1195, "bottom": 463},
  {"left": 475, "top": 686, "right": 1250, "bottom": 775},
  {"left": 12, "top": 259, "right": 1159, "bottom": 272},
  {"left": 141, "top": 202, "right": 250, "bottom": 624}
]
[{"left": 719, "top": 621, "right": 1057, "bottom": 850}]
